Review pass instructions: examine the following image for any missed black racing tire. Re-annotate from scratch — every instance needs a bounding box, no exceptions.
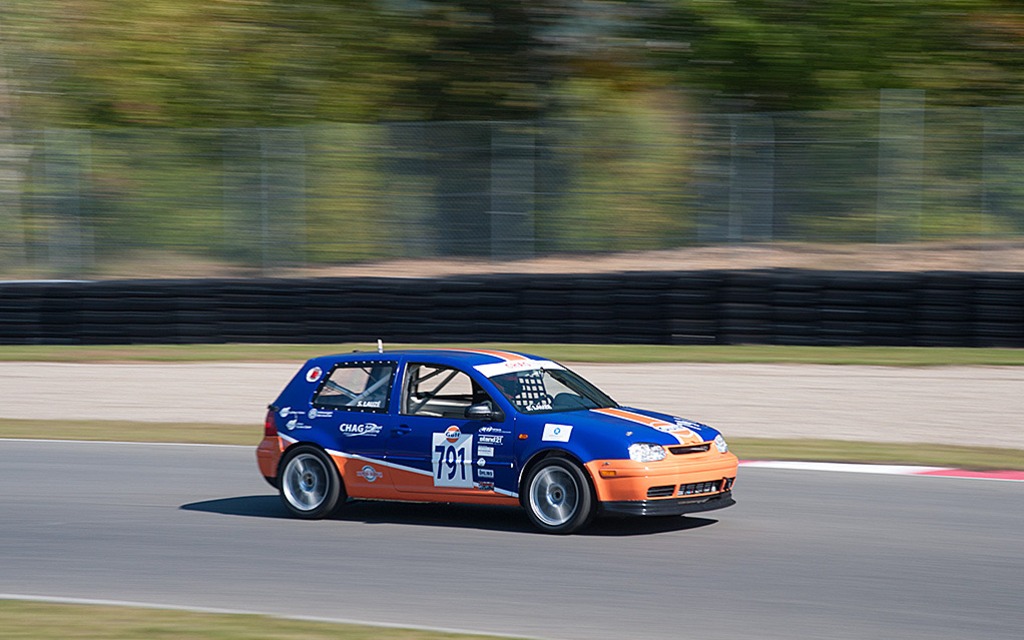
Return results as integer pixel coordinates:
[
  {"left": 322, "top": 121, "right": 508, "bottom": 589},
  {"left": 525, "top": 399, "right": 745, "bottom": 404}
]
[
  {"left": 278, "top": 445, "right": 344, "bottom": 519},
  {"left": 523, "top": 457, "right": 594, "bottom": 534}
]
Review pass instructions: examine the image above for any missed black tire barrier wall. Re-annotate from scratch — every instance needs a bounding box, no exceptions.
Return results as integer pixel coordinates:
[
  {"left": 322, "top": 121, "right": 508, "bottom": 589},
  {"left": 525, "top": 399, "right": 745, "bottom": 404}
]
[{"left": 1, "top": 270, "right": 1022, "bottom": 347}]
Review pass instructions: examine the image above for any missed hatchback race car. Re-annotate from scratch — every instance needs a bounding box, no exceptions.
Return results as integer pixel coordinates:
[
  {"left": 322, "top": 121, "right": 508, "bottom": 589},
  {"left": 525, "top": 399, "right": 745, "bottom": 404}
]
[{"left": 257, "top": 348, "right": 737, "bottom": 533}]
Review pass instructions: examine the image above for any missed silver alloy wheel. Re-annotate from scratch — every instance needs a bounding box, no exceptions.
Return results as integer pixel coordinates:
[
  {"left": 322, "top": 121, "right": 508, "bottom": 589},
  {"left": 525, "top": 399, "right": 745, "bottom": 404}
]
[
  {"left": 529, "top": 465, "right": 580, "bottom": 527},
  {"left": 282, "top": 452, "right": 329, "bottom": 511}
]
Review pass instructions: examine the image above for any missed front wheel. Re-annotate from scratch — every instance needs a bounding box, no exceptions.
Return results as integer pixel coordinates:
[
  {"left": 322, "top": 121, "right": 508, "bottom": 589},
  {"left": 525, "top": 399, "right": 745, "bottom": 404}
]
[
  {"left": 279, "top": 445, "right": 344, "bottom": 519},
  {"left": 523, "top": 457, "right": 594, "bottom": 534}
]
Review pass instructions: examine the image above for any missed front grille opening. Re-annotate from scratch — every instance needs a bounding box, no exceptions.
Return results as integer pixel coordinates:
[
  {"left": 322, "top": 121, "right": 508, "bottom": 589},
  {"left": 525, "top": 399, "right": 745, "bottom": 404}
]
[
  {"left": 647, "top": 485, "right": 676, "bottom": 498},
  {"left": 678, "top": 481, "right": 719, "bottom": 496},
  {"left": 669, "top": 444, "right": 711, "bottom": 455},
  {"left": 723, "top": 476, "right": 735, "bottom": 491}
]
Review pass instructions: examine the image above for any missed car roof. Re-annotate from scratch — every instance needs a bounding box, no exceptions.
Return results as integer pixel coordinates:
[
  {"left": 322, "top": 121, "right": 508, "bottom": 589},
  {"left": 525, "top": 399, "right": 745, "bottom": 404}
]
[{"left": 310, "top": 348, "right": 548, "bottom": 369}]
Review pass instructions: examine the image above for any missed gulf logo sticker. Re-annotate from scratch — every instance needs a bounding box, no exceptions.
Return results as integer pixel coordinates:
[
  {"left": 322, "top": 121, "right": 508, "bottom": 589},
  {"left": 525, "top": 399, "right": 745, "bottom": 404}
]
[
  {"left": 444, "top": 425, "right": 462, "bottom": 443},
  {"left": 305, "top": 366, "right": 323, "bottom": 383},
  {"left": 542, "top": 424, "right": 573, "bottom": 442}
]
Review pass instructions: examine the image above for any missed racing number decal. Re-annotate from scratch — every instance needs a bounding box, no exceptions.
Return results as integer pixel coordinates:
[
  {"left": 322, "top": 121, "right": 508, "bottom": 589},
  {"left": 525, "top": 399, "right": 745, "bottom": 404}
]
[{"left": 431, "top": 426, "right": 473, "bottom": 488}]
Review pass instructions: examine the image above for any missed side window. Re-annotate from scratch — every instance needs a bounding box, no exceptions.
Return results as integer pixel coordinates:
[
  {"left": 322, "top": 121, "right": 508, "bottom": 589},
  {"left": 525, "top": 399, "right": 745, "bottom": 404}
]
[
  {"left": 313, "top": 362, "right": 396, "bottom": 412},
  {"left": 402, "top": 364, "right": 492, "bottom": 419}
]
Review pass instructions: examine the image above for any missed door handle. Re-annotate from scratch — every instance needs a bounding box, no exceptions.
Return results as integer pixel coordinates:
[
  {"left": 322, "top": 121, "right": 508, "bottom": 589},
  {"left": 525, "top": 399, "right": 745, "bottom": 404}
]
[{"left": 392, "top": 425, "right": 412, "bottom": 436}]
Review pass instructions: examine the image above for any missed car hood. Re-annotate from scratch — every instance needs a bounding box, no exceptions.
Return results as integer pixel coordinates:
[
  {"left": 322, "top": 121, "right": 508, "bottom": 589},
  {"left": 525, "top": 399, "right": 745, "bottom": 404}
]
[{"left": 537, "top": 406, "right": 722, "bottom": 447}]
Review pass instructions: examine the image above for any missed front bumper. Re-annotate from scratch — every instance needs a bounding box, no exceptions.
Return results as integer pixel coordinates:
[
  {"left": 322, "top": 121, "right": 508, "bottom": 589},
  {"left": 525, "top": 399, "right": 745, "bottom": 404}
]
[
  {"left": 584, "top": 450, "right": 738, "bottom": 515},
  {"left": 601, "top": 490, "right": 735, "bottom": 517}
]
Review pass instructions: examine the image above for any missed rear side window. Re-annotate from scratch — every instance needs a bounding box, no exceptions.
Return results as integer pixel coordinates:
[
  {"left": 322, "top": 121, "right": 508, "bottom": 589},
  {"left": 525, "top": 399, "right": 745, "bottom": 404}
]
[{"left": 313, "top": 361, "right": 396, "bottom": 413}]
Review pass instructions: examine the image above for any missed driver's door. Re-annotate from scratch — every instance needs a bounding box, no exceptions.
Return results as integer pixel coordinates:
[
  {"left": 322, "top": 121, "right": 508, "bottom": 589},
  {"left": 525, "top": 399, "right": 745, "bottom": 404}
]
[{"left": 385, "top": 362, "right": 513, "bottom": 496}]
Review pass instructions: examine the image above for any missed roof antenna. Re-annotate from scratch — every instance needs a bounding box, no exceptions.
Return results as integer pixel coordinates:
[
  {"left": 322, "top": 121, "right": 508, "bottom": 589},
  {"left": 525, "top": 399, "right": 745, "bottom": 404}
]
[{"left": 377, "top": 339, "right": 384, "bottom": 354}]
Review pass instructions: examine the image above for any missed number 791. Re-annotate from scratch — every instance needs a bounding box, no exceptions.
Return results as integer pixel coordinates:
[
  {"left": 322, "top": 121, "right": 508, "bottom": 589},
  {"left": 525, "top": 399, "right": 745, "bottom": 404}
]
[{"left": 435, "top": 444, "right": 466, "bottom": 480}]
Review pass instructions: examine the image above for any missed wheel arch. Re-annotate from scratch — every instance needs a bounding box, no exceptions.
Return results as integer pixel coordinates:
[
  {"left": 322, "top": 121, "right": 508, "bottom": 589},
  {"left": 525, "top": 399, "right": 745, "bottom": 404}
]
[
  {"left": 518, "top": 447, "right": 596, "bottom": 506},
  {"left": 278, "top": 440, "right": 347, "bottom": 493}
]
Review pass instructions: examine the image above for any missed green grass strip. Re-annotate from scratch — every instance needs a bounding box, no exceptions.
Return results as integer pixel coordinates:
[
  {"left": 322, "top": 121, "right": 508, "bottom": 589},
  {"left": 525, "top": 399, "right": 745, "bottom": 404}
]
[
  {"left": 3, "top": 420, "right": 1022, "bottom": 470},
  {"left": 1, "top": 343, "right": 1023, "bottom": 365},
  {"left": 0, "top": 419, "right": 260, "bottom": 446},
  {"left": 731, "top": 438, "right": 1024, "bottom": 471},
  {"left": 0, "top": 600, "right": 514, "bottom": 640}
]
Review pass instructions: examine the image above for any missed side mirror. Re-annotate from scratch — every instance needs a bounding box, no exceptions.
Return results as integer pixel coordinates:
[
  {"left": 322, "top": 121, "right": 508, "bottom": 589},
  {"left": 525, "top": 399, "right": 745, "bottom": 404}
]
[{"left": 465, "top": 402, "right": 501, "bottom": 421}]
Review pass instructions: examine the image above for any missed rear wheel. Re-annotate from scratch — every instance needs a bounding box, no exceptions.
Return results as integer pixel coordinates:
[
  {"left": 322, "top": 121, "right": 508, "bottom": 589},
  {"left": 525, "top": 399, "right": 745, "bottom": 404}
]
[
  {"left": 523, "top": 457, "right": 594, "bottom": 534},
  {"left": 279, "top": 445, "right": 343, "bottom": 519}
]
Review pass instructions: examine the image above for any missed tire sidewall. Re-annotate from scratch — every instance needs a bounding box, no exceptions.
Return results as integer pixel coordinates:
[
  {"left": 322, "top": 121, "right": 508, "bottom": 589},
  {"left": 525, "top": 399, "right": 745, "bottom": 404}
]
[
  {"left": 278, "top": 445, "right": 343, "bottom": 519},
  {"left": 523, "top": 457, "right": 594, "bottom": 534}
]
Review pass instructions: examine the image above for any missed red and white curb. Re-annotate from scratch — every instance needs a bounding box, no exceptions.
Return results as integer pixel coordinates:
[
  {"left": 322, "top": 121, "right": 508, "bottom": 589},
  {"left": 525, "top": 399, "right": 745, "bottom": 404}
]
[{"left": 739, "top": 460, "right": 1024, "bottom": 481}]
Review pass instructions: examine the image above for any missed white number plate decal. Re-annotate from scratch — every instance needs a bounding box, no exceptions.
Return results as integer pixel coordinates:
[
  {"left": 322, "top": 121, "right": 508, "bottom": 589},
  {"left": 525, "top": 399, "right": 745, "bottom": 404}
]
[{"left": 431, "top": 428, "right": 474, "bottom": 488}]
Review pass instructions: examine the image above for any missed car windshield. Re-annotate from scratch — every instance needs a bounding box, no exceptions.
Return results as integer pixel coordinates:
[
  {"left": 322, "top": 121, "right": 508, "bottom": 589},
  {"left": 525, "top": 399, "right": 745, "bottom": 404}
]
[{"left": 488, "top": 368, "right": 616, "bottom": 414}]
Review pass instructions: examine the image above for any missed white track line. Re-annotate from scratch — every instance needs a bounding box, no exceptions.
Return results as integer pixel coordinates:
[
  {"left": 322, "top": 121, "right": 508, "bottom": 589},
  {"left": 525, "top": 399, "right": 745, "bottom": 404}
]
[
  {"left": 739, "top": 460, "right": 1024, "bottom": 481},
  {"left": 739, "top": 460, "right": 948, "bottom": 474}
]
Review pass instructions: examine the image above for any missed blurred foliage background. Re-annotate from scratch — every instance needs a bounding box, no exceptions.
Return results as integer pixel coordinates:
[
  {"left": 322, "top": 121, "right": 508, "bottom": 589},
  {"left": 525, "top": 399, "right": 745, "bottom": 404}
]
[{"left": 1, "top": 1, "right": 1024, "bottom": 278}]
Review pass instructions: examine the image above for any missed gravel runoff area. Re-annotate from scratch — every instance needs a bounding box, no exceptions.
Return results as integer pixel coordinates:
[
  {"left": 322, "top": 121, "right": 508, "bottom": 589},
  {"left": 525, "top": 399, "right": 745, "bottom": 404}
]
[
  {"left": 4, "top": 362, "right": 1023, "bottom": 449},
  {"left": 44, "top": 240, "right": 1024, "bottom": 280}
]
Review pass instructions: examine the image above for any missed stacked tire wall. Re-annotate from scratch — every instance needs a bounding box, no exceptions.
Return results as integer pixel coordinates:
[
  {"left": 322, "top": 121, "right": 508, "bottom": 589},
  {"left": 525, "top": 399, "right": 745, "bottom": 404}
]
[{"left": 0, "top": 270, "right": 1022, "bottom": 347}]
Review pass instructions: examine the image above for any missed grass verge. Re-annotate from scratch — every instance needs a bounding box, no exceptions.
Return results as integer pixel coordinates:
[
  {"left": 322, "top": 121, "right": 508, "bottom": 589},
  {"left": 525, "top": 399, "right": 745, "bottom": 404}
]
[
  {"left": 3, "top": 420, "right": 1022, "bottom": 470},
  {"left": 0, "top": 420, "right": 260, "bottom": 446},
  {"left": 0, "top": 343, "right": 1023, "bottom": 365},
  {"left": 0, "top": 600, "right": 512, "bottom": 640},
  {"left": 731, "top": 438, "right": 1024, "bottom": 471}
]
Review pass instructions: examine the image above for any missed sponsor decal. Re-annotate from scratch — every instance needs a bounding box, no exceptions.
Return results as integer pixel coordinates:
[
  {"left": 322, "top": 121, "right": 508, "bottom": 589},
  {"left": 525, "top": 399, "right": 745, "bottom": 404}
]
[
  {"left": 478, "top": 426, "right": 507, "bottom": 434},
  {"left": 542, "top": 423, "right": 573, "bottom": 442},
  {"left": 432, "top": 429, "right": 474, "bottom": 488},
  {"left": 478, "top": 434, "right": 504, "bottom": 446},
  {"left": 285, "top": 418, "right": 311, "bottom": 431},
  {"left": 356, "top": 465, "right": 383, "bottom": 483},
  {"left": 477, "top": 468, "right": 495, "bottom": 479},
  {"left": 308, "top": 407, "right": 334, "bottom": 419},
  {"left": 478, "top": 445, "right": 495, "bottom": 458},
  {"left": 305, "top": 367, "right": 323, "bottom": 383},
  {"left": 278, "top": 406, "right": 304, "bottom": 418},
  {"left": 339, "top": 422, "right": 383, "bottom": 437},
  {"left": 474, "top": 359, "right": 563, "bottom": 378},
  {"left": 659, "top": 424, "right": 696, "bottom": 440},
  {"left": 674, "top": 417, "right": 707, "bottom": 432},
  {"left": 475, "top": 481, "right": 495, "bottom": 491},
  {"left": 477, "top": 457, "right": 487, "bottom": 467}
]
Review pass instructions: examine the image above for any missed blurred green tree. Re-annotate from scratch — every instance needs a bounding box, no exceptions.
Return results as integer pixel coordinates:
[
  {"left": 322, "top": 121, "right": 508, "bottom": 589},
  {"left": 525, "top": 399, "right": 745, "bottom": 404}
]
[{"left": 640, "top": 0, "right": 1024, "bottom": 111}]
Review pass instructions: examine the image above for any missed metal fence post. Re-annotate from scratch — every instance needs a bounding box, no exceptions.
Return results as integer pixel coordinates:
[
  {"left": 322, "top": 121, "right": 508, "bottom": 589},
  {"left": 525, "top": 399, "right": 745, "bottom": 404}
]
[
  {"left": 728, "top": 113, "right": 775, "bottom": 243},
  {"left": 489, "top": 122, "right": 535, "bottom": 259},
  {"left": 43, "top": 128, "right": 88, "bottom": 278},
  {"left": 877, "top": 89, "right": 925, "bottom": 242}
]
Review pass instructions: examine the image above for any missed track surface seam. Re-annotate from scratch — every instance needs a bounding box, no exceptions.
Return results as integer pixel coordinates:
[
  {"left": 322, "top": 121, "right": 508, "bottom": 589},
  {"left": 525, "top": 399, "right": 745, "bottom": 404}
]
[
  {"left": 3, "top": 438, "right": 1021, "bottom": 480},
  {"left": 0, "top": 593, "right": 544, "bottom": 639}
]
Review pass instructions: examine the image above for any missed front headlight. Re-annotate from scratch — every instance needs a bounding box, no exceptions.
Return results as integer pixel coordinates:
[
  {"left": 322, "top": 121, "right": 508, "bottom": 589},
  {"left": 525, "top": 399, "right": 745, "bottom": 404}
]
[
  {"left": 714, "top": 435, "right": 728, "bottom": 453},
  {"left": 629, "top": 443, "right": 667, "bottom": 463}
]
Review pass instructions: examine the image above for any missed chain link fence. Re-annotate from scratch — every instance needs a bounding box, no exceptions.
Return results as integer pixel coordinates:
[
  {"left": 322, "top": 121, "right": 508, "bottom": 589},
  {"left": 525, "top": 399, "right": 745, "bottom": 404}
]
[{"left": 2, "top": 101, "right": 1024, "bottom": 279}]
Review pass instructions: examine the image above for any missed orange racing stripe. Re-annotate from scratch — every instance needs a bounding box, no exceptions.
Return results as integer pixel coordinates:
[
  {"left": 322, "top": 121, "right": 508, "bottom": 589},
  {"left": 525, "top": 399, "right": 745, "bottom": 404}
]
[{"left": 592, "top": 407, "right": 704, "bottom": 445}]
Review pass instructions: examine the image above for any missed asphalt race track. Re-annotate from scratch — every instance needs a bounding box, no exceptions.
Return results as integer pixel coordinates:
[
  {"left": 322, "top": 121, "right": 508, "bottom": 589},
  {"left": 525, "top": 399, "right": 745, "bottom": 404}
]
[{"left": 1, "top": 439, "right": 1022, "bottom": 640}]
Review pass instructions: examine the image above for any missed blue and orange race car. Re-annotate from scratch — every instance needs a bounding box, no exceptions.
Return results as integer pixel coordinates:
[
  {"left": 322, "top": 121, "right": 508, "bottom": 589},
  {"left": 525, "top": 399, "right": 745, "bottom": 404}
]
[{"left": 257, "top": 348, "right": 737, "bottom": 533}]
